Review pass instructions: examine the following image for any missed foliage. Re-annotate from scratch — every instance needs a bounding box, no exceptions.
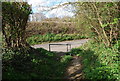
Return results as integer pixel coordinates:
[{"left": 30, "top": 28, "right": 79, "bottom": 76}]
[
  {"left": 26, "top": 21, "right": 76, "bottom": 37},
  {"left": 2, "top": 1, "right": 120, "bottom": 81},
  {"left": 2, "top": 2, "right": 32, "bottom": 49},
  {"left": 61, "top": 55, "right": 72, "bottom": 63},
  {"left": 27, "top": 33, "right": 88, "bottom": 45},
  {"left": 2, "top": 48, "right": 71, "bottom": 80},
  {"left": 75, "top": 2, "right": 120, "bottom": 47},
  {"left": 26, "top": 19, "right": 90, "bottom": 38},
  {"left": 69, "top": 40, "right": 120, "bottom": 81}
]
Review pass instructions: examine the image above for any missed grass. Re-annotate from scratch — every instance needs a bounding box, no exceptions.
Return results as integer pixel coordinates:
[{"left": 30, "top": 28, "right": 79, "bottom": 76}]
[
  {"left": 69, "top": 40, "right": 120, "bottom": 81},
  {"left": 27, "top": 33, "right": 88, "bottom": 45},
  {"left": 2, "top": 48, "right": 72, "bottom": 80}
]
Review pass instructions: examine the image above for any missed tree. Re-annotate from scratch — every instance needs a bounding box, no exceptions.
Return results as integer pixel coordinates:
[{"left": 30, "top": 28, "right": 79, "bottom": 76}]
[
  {"left": 2, "top": 2, "right": 32, "bottom": 49},
  {"left": 74, "top": 2, "right": 120, "bottom": 47}
]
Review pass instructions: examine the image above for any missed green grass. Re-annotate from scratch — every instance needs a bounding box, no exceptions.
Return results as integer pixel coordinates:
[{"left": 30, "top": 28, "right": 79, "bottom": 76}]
[
  {"left": 2, "top": 48, "right": 72, "bottom": 80},
  {"left": 26, "top": 33, "right": 88, "bottom": 45},
  {"left": 69, "top": 40, "right": 120, "bottom": 81}
]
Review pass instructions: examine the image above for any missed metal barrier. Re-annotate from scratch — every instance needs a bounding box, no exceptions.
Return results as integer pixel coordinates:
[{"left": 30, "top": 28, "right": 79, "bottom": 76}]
[{"left": 49, "top": 43, "right": 71, "bottom": 52}]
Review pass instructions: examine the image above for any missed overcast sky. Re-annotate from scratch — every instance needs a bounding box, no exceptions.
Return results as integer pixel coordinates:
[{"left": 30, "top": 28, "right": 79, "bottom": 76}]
[{"left": 28, "top": 0, "right": 77, "bottom": 18}]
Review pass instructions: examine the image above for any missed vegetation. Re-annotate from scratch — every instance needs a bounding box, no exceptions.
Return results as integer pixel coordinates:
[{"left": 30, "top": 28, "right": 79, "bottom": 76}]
[
  {"left": 27, "top": 33, "right": 88, "bottom": 45},
  {"left": 2, "top": 1, "right": 120, "bottom": 81},
  {"left": 26, "top": 20, "right": 76, "bottom": 37},
  {"left": 67, "top": 2, "right": 120, "bottom": 80},
  {"left": 3, "top": 48, "right": 72, "bottom": 80},
  {"left": 2, "top": 2, "right": 32, "bottom": 49},
  {"left": 26, "top": 17, "right": 91, "bottom": 38},
  {"left": 74, "top": 2, "right": 120, "bottom": 47},
  {"left": 69, "top": 40, "right": 120, "bottom": 81}
]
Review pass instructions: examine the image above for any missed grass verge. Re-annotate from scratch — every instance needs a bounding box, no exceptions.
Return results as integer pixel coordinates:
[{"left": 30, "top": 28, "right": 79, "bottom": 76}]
[{"left": 26, "top": 33, "right": 88, "bottom": 45}]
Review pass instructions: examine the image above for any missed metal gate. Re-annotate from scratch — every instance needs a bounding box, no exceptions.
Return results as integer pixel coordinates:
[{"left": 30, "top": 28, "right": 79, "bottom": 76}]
[{"left": 49, "top": 43, "right": 71, "bottom": 52}]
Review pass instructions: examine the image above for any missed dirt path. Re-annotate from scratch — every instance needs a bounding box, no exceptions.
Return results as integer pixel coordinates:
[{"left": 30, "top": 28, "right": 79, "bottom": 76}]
[
  {"left": 64, "top": 56, "right": 83, "bottom": 81},
  {"left": 32, "top": 39, "right": 89, "bottom": 80},
  {"left": 32, "top": 39, "right": 89, "bottom": 52}
]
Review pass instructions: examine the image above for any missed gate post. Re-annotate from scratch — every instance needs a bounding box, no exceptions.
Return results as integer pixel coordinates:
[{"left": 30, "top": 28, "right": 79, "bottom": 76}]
[
  {"left": 49, "top": 44, "right": 50, "bottom": 51},
  {"left": 67, "top": 44, "right": 68, "bottom": 52}
]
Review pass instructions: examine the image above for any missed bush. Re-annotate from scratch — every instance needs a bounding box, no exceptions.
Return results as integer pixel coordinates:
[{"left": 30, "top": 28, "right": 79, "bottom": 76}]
[{"left": 26, "top": 21, "right": 76, "bottom": 37}]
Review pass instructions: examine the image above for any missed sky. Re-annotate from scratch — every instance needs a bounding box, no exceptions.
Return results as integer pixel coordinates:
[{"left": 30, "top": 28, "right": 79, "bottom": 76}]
[{"left": 28, "top": 0, "right": 77, "bottom": 18}]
